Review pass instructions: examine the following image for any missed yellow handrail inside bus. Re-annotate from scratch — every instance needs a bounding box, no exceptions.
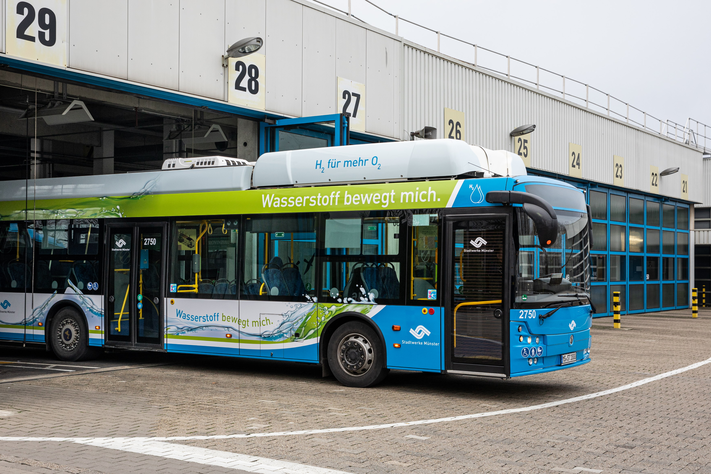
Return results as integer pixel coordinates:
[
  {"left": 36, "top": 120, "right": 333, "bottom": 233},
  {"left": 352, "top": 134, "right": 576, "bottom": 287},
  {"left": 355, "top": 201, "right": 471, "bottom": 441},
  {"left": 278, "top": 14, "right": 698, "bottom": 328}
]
[
  {"left": 115, "top": 284, "right": 130, "bottom": 333},
  {"left": 139, "top": 272, "right": 143, "bottom": 320},
  {"left": 453, "top": 300, "right": 502, "bottom": 348},
  {"left": 177, "top": 220, "right": 210, "bottom": 293}
]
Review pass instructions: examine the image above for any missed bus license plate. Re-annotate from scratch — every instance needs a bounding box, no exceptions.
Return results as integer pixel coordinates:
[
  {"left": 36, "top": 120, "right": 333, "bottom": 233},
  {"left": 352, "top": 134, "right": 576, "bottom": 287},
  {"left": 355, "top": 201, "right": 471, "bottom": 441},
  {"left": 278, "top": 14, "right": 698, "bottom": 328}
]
[{"left": 561, "top": 352, "right": 577, "bottom": 365}]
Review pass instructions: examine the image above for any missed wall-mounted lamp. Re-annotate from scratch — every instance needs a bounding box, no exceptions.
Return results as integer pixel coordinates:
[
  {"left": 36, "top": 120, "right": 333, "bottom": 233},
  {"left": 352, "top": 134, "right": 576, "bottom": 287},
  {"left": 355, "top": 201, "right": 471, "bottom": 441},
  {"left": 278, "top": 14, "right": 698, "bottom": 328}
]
[
  {"left": 410, "top": 126, "right": 437, "bottom": 140},
  {"left": 222, "top": 37, "right": 263, "bottom": 67},
  {"left": 19, "top": 100, "right": 94, "bottom": 125},
  {"left": 703, "top": 152, "right": 711, "bottom": 159},
  {"left": 510, "top": 124, "right": 536, "bottom": 137},
  {"left": 660, "top": 167, "right": 679, "bottom": 177}
]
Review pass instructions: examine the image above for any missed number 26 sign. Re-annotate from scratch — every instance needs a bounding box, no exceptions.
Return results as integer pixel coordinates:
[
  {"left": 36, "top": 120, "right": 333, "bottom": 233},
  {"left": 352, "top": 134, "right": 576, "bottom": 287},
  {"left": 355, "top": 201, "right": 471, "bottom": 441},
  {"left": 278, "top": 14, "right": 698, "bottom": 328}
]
[{"left": 6, "top": 0, "right": 67, "bottom": 67}]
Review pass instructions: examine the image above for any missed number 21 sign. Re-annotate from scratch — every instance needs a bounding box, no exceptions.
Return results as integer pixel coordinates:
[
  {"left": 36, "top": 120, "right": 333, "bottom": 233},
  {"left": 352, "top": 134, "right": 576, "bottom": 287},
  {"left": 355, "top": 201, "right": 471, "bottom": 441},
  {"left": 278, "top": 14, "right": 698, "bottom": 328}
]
[{"left": 6, "top": 0, "right": 66, "bottom": 67}]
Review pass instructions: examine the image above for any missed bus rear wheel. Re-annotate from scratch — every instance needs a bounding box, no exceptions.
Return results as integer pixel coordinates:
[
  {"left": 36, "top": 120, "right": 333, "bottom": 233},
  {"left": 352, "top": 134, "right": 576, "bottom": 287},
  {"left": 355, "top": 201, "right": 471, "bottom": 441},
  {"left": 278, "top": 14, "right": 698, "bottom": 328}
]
[
  {"left": 50, "top": 308, "right": 94, "bottom": 362},
  {"left": 327, "top": 322, "right": 388, "bottom": 388}
]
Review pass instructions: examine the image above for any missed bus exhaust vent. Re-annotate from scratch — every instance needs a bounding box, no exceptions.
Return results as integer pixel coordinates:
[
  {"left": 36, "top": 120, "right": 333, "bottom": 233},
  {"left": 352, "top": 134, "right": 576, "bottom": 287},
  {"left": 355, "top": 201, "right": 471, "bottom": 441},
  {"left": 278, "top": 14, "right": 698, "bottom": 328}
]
[{"left": 162, "top": 157, "right": 252, "bottom": 170}]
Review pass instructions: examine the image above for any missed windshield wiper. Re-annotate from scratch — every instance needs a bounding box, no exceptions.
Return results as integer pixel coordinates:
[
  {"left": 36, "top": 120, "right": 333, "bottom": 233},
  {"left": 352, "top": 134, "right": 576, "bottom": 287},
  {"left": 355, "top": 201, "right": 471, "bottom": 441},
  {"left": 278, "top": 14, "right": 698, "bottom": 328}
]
[
  {"left": 557, "top": 292, "right": 597, "bottom": 314},
  {"left": 539, "top": 306, "right": 562, "bottom": 320}
]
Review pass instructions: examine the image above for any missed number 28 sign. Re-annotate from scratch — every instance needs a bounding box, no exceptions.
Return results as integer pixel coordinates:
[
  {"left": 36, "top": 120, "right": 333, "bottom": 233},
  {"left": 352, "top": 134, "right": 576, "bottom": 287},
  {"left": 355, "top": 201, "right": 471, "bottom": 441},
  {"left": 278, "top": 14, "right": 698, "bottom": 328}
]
[
  {"left": 6, "top": 0, "right": 67, "bottom": 67},
  {"left": 228, "top": 53, "right": 265, "bottom": 110}
]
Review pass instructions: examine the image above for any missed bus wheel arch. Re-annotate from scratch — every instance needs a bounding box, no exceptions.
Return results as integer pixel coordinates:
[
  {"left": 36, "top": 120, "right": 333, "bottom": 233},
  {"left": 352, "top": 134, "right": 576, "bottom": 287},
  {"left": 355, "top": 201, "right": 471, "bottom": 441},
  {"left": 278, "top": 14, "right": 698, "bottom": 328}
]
[
  {"left": 322, "top": 314, "right": 389, "bottom": 388},
  {"left": 46, "top": 303, "right": 96, "bottom": 362}
]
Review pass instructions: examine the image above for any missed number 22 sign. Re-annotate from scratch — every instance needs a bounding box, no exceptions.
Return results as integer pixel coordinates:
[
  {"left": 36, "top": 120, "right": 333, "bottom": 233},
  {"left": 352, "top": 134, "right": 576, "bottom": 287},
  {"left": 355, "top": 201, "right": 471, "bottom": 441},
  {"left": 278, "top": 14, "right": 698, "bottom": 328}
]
[{"left": 5, "top": 0, "right": 67, "bottom": 67}]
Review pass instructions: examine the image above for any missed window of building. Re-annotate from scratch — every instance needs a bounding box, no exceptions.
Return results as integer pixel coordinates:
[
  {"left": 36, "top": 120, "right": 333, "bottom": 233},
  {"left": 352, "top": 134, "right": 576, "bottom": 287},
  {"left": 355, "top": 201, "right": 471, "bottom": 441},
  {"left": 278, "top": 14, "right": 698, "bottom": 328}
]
[
  {"left": 647, "top": 201, "right": 660, "bottom": 227},
  {"left": 610, "top": 194, "right": 626, "bottom": 222},
  {"left": 694, "top": 208, "right": 710, "bottom": 229},
  {"left": 590, "top": 191, "right": 607, "bottom": 220},
  {"left": 663, "top": 204, "right": 675, "bottom": 228},
  {"left": 630, "top": 198, "right": 644, "bottom": 225}
]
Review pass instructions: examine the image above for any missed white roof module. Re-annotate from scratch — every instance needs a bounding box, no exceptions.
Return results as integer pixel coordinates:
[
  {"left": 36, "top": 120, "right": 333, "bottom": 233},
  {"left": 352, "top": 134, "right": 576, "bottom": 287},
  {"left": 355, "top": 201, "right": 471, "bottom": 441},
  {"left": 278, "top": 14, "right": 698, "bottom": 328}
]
[{"left": 252, "top": 139, "right": 527, "bottom": 188}]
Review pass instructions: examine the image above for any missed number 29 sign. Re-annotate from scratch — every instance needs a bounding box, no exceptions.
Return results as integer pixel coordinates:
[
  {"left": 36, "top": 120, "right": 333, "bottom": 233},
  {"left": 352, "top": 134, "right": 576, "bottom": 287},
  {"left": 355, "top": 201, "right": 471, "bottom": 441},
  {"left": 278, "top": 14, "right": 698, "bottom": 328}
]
[{"left": 6, "top": 0, "right": 67, "bottom": 67}]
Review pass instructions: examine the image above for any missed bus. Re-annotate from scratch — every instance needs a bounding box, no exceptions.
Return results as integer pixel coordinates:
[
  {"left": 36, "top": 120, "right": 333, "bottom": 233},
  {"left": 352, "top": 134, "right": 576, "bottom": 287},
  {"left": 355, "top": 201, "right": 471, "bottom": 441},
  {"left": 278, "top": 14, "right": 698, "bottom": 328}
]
[{"left": 0, "top": 139, "right": 592, "bottom": 387}]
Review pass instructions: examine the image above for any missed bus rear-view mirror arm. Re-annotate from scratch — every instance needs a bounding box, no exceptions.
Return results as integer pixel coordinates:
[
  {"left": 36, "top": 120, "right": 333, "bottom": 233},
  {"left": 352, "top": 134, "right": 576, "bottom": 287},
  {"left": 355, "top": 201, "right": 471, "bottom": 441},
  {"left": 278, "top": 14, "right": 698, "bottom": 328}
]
[{"left": 486, "top": 191, "right": 558, "bottom": 248}]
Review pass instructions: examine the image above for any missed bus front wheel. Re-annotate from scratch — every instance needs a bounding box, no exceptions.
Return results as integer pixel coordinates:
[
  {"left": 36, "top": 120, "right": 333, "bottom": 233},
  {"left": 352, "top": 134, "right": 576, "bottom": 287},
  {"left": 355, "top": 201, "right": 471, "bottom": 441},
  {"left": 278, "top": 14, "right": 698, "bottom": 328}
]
[
  {"left": 49, "top": 308, "right": 94, "bottom": 362},
  {"left": 327, "top": 322, "right": 389, "bottom": 388}
]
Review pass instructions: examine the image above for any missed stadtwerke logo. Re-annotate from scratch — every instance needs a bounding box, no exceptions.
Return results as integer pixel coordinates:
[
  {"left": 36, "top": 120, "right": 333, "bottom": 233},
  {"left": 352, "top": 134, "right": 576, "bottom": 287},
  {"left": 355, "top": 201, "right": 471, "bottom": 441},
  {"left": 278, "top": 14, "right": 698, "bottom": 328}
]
[{"left": 0, "top": 300, "right": 11, "bottom": 310}]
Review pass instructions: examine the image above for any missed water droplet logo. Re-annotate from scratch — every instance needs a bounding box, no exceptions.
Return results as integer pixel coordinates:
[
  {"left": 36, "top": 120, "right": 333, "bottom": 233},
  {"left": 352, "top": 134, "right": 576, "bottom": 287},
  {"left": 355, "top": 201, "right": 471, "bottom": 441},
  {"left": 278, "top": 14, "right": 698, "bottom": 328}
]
[
  {"left": 0, "top": 300, "right": 10, "bottom": 310},
  {"left": 469, "top": 184, "right": 484, "bottom": 204},
  {"left": 409, "top": 325, "right": 431, "bottom": 340},
  {"left": 470, "top": 237, "right": 487, "bottom": 248}
]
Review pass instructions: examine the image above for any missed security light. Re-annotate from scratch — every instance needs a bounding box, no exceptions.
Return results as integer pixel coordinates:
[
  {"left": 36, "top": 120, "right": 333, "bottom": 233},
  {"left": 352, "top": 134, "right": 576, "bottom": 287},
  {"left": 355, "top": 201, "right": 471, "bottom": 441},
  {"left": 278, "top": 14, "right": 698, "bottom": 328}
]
[
  {"left": 410, "top": 126, "right": 437, "bottom": 140},
  {"left": 510, "top": 124, "right": 536, "bottom": 137},
  {"left": 222, "top": 37, "right": 263, "bottom": 66},
  {"left": 20, "top": 100, "right": 94, "bottom": 125},
  {"left": 660, "top": 167, "right": 679, "bottom": 177}
]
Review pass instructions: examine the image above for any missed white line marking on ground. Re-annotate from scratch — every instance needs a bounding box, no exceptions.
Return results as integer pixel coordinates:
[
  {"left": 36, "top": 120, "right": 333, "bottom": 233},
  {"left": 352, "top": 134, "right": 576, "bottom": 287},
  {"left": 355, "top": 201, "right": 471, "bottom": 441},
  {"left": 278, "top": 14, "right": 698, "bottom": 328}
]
[
  {"left": 0, "top": 356, "right": 709, "bottom": 447},
  {"left": 4, "top": 365, "right": 74, "bottom": 372},
  {"left": 0, "top": 360, "right": 100, "bottom": 369},
  {"left": 0, "top": 411, "right": 12, "bottom": 417},
  {"left": 70, "top": 438, "right": 351, "bottom": 473},
  {"left": 405, "top": 435, "right": 430, "bottom": 440}
]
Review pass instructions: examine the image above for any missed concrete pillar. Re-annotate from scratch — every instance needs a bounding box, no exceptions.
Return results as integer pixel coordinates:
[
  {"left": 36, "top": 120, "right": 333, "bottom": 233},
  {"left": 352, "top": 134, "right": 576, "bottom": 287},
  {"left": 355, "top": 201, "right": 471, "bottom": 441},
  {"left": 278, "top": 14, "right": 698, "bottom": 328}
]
[{"left": 93, "top": 130, "right": 114, "bottom": 175}]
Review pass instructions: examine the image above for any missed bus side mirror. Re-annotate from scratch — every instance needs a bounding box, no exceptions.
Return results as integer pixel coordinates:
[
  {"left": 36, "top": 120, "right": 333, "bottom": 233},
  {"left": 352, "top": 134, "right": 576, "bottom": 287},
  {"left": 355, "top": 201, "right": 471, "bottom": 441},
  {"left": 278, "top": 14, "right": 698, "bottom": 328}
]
[
  {"left": 192, "top": 254, "right": 201, "bottom": 273},
  {"left": 522, "top": 203, "right": 558, "bottom": 248},
  {"left": 486, "top": 190, "right": 558, "bottom": 248}
]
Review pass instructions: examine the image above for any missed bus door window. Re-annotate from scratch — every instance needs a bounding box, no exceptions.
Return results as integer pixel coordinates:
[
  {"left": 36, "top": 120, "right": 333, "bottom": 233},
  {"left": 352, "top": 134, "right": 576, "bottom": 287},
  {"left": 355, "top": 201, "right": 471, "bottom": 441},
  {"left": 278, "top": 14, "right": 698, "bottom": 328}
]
[
  {"left": 409, "top": 213, "right": 439, "bottom": 302},
  {"left": 452, "top": 218, "right": 505, "bottom": 361},
  {"left": 321, "top": 212, "right": 403, "bottom": 304},
  {"left": 170, "top": 219, "right": 239, "bottom": 299},
  {"left": 241, "top": 214, "right": 316, "bottom": 300}
]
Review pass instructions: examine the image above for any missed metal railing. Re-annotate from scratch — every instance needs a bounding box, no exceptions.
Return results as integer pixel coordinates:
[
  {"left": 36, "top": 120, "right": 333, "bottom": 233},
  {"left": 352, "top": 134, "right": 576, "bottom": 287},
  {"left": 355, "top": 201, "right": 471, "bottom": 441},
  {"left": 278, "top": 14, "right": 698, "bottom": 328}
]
[{"left": 309, "top": 0, "right": 710, "bottom": 154}]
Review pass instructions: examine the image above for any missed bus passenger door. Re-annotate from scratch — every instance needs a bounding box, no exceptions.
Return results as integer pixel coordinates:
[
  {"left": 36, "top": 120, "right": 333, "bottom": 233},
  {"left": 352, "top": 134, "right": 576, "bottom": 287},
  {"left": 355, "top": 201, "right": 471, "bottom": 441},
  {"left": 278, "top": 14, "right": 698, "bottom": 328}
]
[
  {"left": 105, "top": 223, "right": 165, "bottom": 349},
  {"left": 445, "top": 214, "right": 509, "bottom": 376}
]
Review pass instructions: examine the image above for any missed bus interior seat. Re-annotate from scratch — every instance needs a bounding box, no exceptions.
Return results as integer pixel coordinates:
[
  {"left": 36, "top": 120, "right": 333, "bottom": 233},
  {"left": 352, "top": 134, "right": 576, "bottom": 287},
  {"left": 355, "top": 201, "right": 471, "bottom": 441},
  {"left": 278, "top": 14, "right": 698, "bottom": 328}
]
[
  {"left": 212, "top": 278, "right": 231, "bottom": 298},
  {"left": 262, "top": 257, "right": 288, "bottom": 297},
  {"left": 7, "top": 261, "right": 30, "bottom": 289},
  {"left": 243, "top": 279, "right": 261, "bottom": 296},
  {"left": 71, "top": 261, "right": 98, "bottom": 290},
  {"left": 198, "top": 281, "right": 214, "bottom": 295},
  {"left": 343, "top": 263, "right": 367, "bottom": 299},
  {"left": 281, "top": 263, "right": 306, "bottom": 297},
  {"left": 35, "top": 260, "right": 52, "bottom": 291},
  {"left": 378, "top": 264, "right": 400, "bottom": 299}
]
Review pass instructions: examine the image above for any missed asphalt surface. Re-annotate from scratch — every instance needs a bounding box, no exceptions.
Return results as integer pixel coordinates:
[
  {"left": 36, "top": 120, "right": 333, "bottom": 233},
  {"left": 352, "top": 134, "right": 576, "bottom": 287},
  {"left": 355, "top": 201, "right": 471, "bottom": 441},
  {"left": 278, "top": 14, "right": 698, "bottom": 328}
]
[{"left": 0, "top": 310, "right": 710, "bottom": 473}]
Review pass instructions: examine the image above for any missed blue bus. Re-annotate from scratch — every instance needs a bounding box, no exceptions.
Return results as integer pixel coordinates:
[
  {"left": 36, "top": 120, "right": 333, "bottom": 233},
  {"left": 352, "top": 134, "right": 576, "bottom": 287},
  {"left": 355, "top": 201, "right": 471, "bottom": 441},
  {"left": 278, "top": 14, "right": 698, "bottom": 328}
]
[{"left": 0, "top": 139, "right": 592, "bottom": 387}]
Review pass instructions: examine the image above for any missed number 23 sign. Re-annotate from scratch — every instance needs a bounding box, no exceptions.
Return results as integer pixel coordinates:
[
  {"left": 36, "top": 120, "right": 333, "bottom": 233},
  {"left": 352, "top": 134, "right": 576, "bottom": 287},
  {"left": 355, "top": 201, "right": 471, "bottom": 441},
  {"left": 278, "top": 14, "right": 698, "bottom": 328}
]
[{"left": 6, "top": 0, "right": 67, "bottom": 67}]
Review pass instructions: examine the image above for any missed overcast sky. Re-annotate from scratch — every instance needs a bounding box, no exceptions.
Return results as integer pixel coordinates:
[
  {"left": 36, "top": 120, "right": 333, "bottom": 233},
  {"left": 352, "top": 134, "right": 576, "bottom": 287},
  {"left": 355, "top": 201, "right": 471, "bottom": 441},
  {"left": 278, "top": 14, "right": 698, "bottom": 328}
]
[{"left": 316, "top": 0, "right": 710, "bottom": 135}]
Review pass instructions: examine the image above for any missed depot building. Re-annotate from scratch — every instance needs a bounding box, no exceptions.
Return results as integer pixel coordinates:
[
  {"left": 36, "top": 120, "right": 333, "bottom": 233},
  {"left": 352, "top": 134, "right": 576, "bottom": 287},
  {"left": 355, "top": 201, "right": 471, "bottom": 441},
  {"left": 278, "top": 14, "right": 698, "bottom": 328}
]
[{"left": 0, "top": 0, "right": 708, "bottom": 317}]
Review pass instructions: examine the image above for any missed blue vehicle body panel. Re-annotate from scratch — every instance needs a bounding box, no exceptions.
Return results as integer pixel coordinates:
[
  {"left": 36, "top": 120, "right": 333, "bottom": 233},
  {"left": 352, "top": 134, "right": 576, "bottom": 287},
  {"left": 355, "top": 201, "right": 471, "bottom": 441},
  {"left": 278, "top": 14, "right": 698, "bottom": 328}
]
[{"left": 509, "top": 305, "right": 592, "bottom": 376}]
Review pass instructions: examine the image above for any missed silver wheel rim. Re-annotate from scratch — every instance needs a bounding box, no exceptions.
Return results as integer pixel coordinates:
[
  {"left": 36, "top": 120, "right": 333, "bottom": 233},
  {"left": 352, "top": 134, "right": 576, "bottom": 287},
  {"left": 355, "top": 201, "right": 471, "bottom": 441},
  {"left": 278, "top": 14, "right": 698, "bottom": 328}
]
[
  {"left": 337, "top": 332, "right": 374, "bottom": 377},
  {"left": 56, "top": 318, "right": 80, "bottom": 352}
]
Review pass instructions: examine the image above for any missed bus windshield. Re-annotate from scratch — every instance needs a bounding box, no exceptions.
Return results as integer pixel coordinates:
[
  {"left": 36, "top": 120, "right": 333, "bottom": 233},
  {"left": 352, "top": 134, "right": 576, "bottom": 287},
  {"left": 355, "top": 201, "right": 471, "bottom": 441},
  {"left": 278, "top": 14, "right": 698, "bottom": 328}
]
[{"left": 515, "top": 184, "right": 590, "bottom": 306}]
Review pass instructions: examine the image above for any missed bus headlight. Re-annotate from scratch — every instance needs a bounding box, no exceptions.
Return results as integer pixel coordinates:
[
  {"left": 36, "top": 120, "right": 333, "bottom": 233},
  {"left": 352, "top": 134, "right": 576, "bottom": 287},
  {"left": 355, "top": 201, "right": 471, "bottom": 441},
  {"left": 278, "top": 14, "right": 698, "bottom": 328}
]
[
  {"left": 519, "top": 336, "right": 524, "bottom": 342},
  {"left": 528, "top": 358, "right": 533, "bottom": 365}
]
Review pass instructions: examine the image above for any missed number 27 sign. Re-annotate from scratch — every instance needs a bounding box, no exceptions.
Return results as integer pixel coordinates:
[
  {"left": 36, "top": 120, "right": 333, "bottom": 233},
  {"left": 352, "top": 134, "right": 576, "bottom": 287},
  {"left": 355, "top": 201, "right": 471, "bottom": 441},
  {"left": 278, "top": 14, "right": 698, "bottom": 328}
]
[{"left": 6, "top": 0, "right": 67, "bottom": 67}]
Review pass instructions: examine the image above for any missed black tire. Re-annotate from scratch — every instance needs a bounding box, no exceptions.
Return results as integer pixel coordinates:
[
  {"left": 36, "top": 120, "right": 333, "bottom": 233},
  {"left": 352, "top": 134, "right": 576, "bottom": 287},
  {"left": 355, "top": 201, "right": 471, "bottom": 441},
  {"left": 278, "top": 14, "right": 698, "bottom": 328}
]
[
  {"left": 327, "top": 321, "right": 389, "bottom": 388},
  {"left": 49, "top": 307, "right": 95, "bottom": 362}
]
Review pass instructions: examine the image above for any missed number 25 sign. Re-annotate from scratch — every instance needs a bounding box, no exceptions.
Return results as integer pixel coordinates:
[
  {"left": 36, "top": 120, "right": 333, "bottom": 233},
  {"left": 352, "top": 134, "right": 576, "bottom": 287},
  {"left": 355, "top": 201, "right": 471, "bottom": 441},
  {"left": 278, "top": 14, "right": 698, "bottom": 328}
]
[{"left": 6, "top": 0, "right": 67, "bottom": 67}]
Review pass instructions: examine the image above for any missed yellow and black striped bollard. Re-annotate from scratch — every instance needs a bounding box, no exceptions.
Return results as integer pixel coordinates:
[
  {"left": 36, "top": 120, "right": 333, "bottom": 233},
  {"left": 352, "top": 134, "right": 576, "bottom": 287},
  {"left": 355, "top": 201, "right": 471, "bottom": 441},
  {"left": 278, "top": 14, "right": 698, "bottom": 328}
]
[
  {"left": 703, "top": 285, "right": 706, "bottom": 308},
  {"left": 613, "top": 291, "right": 621, "bottom": 329},
  {"left": 692, "top": 287, "right": 698, "bottom": 319}
]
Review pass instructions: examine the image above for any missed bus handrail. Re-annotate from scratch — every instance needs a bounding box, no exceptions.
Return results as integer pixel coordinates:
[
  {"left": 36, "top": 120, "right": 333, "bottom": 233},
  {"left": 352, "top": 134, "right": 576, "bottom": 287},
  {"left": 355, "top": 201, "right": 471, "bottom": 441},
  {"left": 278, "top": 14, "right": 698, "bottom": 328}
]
[{"left": 453, "top": 299, "right": 502, "bottom": 348}]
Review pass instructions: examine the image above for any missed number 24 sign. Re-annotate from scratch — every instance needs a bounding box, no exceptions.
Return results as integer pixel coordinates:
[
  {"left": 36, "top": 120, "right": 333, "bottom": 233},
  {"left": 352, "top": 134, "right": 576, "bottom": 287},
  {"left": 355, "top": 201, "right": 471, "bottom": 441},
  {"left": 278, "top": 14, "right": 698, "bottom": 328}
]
[{"left": 6, "top": 0, "right": 67, "bottom": 67}]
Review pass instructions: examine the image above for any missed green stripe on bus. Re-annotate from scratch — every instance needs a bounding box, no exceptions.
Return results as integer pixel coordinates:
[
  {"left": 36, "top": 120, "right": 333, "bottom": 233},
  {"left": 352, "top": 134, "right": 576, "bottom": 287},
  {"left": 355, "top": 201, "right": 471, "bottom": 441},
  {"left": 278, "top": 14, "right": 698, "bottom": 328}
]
[{"left": 0, "top": 180, "right": 458, "bottom": 220}]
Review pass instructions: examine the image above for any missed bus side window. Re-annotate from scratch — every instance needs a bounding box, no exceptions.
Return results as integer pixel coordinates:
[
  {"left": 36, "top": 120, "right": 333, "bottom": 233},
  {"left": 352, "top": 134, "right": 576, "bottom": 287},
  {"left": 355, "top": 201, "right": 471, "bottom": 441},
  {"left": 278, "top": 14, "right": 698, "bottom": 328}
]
[
  {"left": 410, "top": 214, "right": 439, "bottom": 302},
  {"left": 170, "top": 219, "right": 239, "bottom": 299},
  {"left": 321, "top": 212, "right": 404, "bottom": 304},
  {"left": 241, "top": 214, "right": 316, "bottom": 301}
]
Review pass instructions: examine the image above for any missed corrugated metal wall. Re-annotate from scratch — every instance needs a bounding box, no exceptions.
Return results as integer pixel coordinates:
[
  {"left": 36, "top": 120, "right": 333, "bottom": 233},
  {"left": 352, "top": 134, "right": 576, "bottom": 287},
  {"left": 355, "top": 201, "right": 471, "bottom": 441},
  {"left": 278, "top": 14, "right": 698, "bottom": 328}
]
[
  {"left": 401, "top": 44, "right": 704, "bottom": 204},
  {"left": 0, "top": 0, "right": 703, "bottom": 204},
  {"left": 696, "top": 230, "right": 711, "bottom": 245}
]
